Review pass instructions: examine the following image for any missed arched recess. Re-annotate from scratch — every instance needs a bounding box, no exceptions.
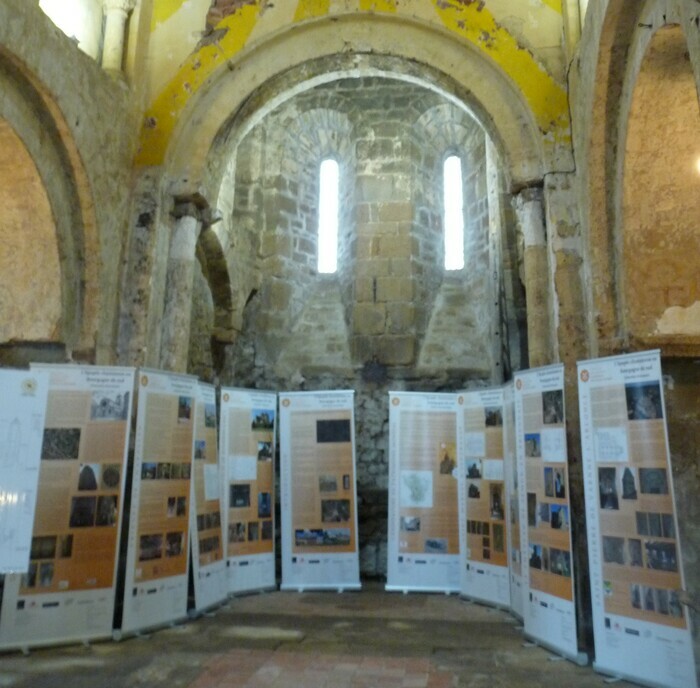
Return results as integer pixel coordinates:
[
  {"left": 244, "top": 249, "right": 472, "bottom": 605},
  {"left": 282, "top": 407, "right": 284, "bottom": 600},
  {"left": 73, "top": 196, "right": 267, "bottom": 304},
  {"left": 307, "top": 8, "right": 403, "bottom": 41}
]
[
  {"left": 581, "top": 0, "right": 700, "bottom": 355},
  {"left": 188, "top": 226, "right": 235, "bottom": 381},
  {"left": 150, "top": 15, "right": 548, "bottom": 196},
  {"left": 0, "top": 50, "right": 99, "bottom": 357}
]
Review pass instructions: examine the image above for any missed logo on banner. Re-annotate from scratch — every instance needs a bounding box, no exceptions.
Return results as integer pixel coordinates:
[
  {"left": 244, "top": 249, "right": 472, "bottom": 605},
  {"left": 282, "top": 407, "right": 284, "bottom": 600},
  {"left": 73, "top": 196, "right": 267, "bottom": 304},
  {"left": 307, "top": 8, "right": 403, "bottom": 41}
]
[
  {"left": 516, "top": 379, "right": 522, "bottom": 390},
  {"left": 457, "top": 396, "right": 464, "bottom": 405},
  {"left": 141, "top": 375, "right": 149, "bottom": 387},
  {"left": 580, "top": 370, "right": 589, "bottom": 382},
  {"left": 391, "top": 397, "right": 400, "bottom": 406},
  {"left": 282, "top": 399, "right": 290, "bottom": 407}
]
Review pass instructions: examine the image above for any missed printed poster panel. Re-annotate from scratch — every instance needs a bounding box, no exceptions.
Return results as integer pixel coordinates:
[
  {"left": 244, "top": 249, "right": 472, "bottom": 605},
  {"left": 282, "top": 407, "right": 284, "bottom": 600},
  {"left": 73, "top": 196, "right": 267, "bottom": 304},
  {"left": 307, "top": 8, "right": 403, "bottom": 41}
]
[
  {"left": 0, "top": 369, "right": 48, "bottom": 573},
  {"left": 503, "top": 383, "right": 524, "bottom": 619},
  {"left": 190, "top": 382, "right": 227, "bottom": 612},
  {"left": 458, "top": 387, "right": 509, "bottom": 607},
  {"left": 386, "top": 392, "right": 460, "bottom": 593},
  {"left": 120, "top": 369, "right": 197, "bottom": 636},
  {"left": 578, "top": 351, "right": 696, "bottom": 688},
  {"left": 514, "top": 364, "right": 580, "bottom": 661},
  {"left": 0, "top": 365, "right": 134, "bottom": 649},
  {"left": 220, "top": 388, "right": 277, "bottom": 594},
  {"left": 279, "top": 391, "right": 360, "bottom": 591}
]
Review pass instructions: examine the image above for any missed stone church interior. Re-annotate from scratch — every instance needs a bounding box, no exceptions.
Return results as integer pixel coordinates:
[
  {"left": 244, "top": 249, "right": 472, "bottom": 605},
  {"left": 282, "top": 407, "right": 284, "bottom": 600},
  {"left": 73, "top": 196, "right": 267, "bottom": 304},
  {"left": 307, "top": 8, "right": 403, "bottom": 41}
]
[{"left": 0, "top": 0, "right": 699, "bottom": 685}]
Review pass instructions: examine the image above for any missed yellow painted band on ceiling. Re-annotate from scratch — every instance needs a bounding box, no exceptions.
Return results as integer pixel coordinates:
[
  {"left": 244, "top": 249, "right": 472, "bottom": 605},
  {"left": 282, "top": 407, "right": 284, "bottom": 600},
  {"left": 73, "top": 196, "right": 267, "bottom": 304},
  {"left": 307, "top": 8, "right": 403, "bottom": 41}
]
[
  {"left": 137, "top": 3, "right": 263, "bottom": 166},
  {"left": 358, "top": 0, "right": 398, "bottom": 12},
  {"left": 540, "top": 0, "right": 562, "bottom": 13},
  {"left": 294, "top": 0, "right": 331, "bottom": 22},
  {"left": 137, "top": 2, "right": 569, "bottom": 166},
  {"left": 151, "top": 0, "right": 189, "bottom": 31},
  {"left": 431, "top": 0, "right": 569, "bottom": 139}
]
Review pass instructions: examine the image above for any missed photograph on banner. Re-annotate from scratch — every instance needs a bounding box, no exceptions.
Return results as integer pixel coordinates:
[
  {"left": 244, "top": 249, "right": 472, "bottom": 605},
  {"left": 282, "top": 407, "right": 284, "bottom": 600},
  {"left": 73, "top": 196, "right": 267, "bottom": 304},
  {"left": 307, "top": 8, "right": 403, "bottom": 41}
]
[
  {"left": 461, "top": 390, "right": 507, "bottom": 572},
  {"left": 0, "top": 369, "right": 48, "bottom": 575},
  {"left": 22, "top": 366, "right": 133, "bottom": 596},
  {"left": 395, "top": 397, "right": 459, "bottom": 559},
  {"left": 518, "top": 375, "right": 573, "bottom": 603},
  {"left": 288, "top": 408, "right": 356, "bottom": 555},
  {"left": 223, "top": 397, "right": 276, "bottom": 559}
]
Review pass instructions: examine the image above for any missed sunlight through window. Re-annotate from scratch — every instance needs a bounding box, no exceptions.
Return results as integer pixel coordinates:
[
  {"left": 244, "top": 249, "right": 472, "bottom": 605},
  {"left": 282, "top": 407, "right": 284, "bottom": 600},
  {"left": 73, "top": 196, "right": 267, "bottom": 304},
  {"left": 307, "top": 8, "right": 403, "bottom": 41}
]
[
  {"left": 443, "top": 155, "right": 465, "bottom": 271},
  {"left": 318, "top": 158, "right": 339, "bottom": 274}
]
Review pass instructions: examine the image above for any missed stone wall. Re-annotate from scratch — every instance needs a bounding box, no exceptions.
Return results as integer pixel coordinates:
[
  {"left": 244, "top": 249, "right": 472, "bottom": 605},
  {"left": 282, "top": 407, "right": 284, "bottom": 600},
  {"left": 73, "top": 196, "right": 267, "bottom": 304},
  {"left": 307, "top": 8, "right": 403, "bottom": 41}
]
[{"left": 187, "top": 76, "right": 519, "bottom": 575}]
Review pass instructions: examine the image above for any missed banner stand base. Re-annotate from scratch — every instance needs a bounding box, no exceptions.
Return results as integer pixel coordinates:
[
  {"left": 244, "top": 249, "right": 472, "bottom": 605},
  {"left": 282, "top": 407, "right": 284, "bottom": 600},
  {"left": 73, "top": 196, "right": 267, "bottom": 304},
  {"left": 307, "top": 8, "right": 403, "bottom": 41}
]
[
  {"left": 230, "top": 585, "right": 277, "bottom": 598},
  {"left": 459, "top": 594, "right": 510, "bottom": 614},
  {"left": 281, "top": 584, "right": 361, "bottom": 593},
  {"left": 593, "top": 662, "right": 683, "bottom": 688},
  {"left": 522, "top": 633, "right": 588, "bottom": 667}
]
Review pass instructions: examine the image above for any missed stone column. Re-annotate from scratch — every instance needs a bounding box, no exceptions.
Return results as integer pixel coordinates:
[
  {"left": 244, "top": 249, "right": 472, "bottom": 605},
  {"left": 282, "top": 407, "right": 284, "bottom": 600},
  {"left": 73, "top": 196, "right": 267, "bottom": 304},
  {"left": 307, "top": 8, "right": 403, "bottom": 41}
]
[
  {"left": 513, "top": 187, "right": 553, "bottom": 368},
  {"left": 101, "top": 0, "right": 135, "bottom": 73},
  {"left": 159, "top": 201, "right": 207, "bottom": 373}
]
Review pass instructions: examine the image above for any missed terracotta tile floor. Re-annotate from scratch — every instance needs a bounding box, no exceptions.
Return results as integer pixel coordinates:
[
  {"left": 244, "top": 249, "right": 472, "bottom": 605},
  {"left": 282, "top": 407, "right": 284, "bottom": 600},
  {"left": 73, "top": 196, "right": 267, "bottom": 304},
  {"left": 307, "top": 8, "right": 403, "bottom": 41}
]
[{"left": 0, "top": 582, "right": 636, "bottom": 687}]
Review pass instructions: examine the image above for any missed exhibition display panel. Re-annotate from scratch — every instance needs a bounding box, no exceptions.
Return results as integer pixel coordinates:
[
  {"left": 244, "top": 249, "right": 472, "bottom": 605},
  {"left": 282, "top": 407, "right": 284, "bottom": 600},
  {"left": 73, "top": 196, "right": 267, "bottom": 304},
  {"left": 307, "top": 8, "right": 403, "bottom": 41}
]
[
  {"left": 219, "top": 388, "right": 277, "bottom": 594},
  {"left": 514, "top": 364, "right": 582, "bottom": 663},
  {"left": 279, "top": 391, "right": 360, "bottom": 591},
  {"left": 0, "top": 368, "right": 48, "bottom": 575},
  {"left": 0, "top": 365, "right": 133, "bottom": 649},
  {"left": 386, "top": 392, "right": 460, "bottom": 593},
  {"left": 119, "top": 369, "right": 197, "bottom": 636},
  {"left": 578, "top": 350, "right": 697, "bottom": 688},
  {"left": 458, "top": 387, "right": 510, "bottom": 607},
  {"left": 189, "top": 382, "right": 227, "bottom": 612}
]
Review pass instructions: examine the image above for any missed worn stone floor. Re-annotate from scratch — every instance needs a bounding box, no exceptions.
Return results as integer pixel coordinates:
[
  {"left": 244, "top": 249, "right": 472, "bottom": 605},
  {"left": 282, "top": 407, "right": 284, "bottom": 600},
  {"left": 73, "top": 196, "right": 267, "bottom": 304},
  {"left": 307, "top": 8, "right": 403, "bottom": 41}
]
[{"left": 0, "top": 582, "right": 632, "bottom": 688}]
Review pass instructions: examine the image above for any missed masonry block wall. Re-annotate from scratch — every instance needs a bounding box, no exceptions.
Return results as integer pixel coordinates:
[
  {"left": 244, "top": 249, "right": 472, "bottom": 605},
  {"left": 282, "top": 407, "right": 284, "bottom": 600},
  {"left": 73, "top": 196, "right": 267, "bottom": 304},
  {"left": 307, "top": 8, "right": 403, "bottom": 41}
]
[{"left": 188, "top": 76, "right": 518, "bottom": 575}]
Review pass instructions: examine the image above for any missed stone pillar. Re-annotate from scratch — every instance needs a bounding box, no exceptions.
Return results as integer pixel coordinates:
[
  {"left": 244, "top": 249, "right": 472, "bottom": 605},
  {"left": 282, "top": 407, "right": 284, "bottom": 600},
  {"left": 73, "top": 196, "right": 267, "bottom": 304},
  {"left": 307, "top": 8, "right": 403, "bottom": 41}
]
[
  {"left": 101, "top": 0, "right": 135, "bottom": 73},
  {"left": 513, "top": 187, "right": 553, "bottom": 368},
  {"left": 159, "top": 201, "right": 207, "bottom": 373}
]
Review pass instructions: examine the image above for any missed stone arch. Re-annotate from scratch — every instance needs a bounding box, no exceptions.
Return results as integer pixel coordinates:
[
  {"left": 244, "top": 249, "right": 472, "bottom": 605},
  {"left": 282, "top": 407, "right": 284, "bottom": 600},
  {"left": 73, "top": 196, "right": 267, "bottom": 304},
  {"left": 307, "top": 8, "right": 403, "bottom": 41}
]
[
  {"left": 155, "top": 15, "right": 549, "bottom": 197},
  {"left": 189, "top": 226, "right": 235, "bottom": 381},
  {"left": 579, "top": 0, "right": 700, "bottom": 356},
  {"left": 0, "top": 50, "right": 98, "bottom": 356}
]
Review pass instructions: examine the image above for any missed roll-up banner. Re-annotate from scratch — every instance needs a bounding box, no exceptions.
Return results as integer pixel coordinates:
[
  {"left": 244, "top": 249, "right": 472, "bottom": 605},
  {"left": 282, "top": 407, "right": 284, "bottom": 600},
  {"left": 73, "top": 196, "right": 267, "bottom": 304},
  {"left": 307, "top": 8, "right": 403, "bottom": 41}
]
[
  {"left": 503, "top": 382, "right": 524, "bottom": 619},
  {"left": 577, "top": 350, "right": 697, "bottom": 688},
  {"left": 513, "top": 364, "right": 583, "bottom": 663},
  {"left": 0, "top": 365, "right": 134, "bottom": 650},
  {"left": 219, "top": 388, "right": 277, "bottom": 595},
  {"left": 189, "top": 382, "right": 227, "bottom": 612},
  {"left": 279, "top": 391, "right": 360, "bottom": 591},
  {"left": 458, "top": 387, "right": 509, "bottom": 607},
  {"left": 386, "top": 392, "right": 460, "bottom": 593},
  {"left": 119, "top": 369, "right": 197, "bottom": 636},
  {"left": 0, "top": 368, "right": 48, "bottom": 574}
]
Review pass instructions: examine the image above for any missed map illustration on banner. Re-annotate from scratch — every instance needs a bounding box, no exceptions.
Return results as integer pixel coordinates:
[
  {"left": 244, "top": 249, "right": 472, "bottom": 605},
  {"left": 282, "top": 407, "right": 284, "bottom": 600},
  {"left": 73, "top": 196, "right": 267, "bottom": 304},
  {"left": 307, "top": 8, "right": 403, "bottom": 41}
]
[
  {"left": 190, "top": 382, "right": 227, "bottom": 612},
  {"left": 0, "top": 365, "right": 134, "bottom": 650},
  {"left": 386, "top": 392, "right": 459, "bottom": 593},
  {"left": 514, "top": 365, "right": 582, "bottom": 663},
  {"left": 119, "top": 370, "right": 197, "bottom": 636},
  {"left": 220, "top": 388, "right": 277, "bottom": 595},
  {"left": 279, "top": 391, "right": 360, "bottom": 591},
  {"left": 578, "top": 351, "right": 697, "bottom": 688},
  {"left": 0, "top": 369, "right": 48, "bottom": 576},
  {"left": 458, "top": 387, "right": 509, "bottom": 607}
]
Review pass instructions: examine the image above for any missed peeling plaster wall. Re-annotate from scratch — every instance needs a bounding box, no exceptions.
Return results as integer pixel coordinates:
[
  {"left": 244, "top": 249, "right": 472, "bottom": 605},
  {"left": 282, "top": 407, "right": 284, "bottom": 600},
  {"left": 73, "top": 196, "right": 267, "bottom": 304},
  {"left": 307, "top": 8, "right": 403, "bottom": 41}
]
[{"left": 0, "top": 0, "right": 140, "bottom": 363}]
